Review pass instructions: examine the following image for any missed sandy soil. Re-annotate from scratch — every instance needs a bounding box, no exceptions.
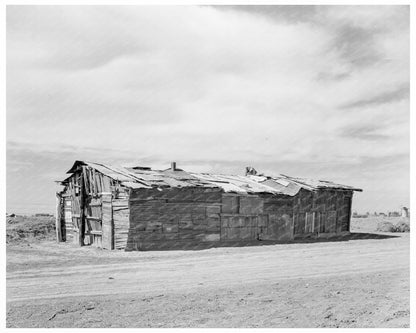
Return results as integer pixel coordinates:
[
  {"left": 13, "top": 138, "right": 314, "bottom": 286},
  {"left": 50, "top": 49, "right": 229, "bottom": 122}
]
[{"left": 6, "top": 218, "right": 409, "bottom": 328}]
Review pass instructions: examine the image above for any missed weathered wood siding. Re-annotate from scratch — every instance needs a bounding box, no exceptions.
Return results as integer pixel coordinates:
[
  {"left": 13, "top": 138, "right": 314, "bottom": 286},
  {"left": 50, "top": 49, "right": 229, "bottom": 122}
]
[
  {"left": 63, "top": 196, "right": 73, "bottom": 242},
  {"left": 59, "top": 167, "right": 118, "bottom": 248},
  {"left": 126, "top": 188, "right": 222, "bottom": 250},
  {"left": 113, "top": 189, "right": 130, "bottom": 250},
  {"left": 258, "top": 194, "right": 294, "bottom": 241},
  {"left": 125, "top": 188, "right": 354, "bottom": 250},
  {"left": 293, "top": 189, "right": 353, "bottom": 236},
  {"left": 55, "top": 194, "right": 63, "bottom": 242},
  {"left": 101, "top": 194, "right": 113, "bottom": 250},
  {"left": 125, "top": 190, "right": 296, "bottom": 250},
  {"left": 220, "top": 194, "right": 294, "bottom": 242}
]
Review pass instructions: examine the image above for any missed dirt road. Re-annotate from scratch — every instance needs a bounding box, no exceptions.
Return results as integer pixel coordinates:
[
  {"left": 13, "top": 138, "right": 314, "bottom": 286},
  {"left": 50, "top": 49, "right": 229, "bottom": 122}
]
[{"left": 6, "top": 232, "right": 409, "bottom": 327}]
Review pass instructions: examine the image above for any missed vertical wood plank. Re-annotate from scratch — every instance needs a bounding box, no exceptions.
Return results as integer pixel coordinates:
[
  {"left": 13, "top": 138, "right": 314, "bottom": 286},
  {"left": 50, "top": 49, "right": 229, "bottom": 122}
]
[
  {"left": 102, "top": 193, "right": 114, "bottom": 250},
  {"left": 55, "top": 193, "right": 62, "bottom": 242},
  {"left": 78, "top": 168, "right": 86, "bottom": 246}
]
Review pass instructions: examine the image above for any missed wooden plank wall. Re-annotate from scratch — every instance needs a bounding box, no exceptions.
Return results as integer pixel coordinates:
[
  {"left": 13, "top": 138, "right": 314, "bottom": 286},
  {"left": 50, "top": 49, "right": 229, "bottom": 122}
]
[
  {"left": 101, "top": 193, "right": 113, "bottom": 250},
  {"left": 339, "top": 195, "right": 352, "bottom": 232},
  {"left": 220, "top": 193, "right": 262, "bottom": 241},
  {"left": 293, "top": 189, "right": 353, "bottom": 236},
  {"left": 113, "top": 188, "right": 130, "bottom": 250},
  {"left": 258, "top": 194, "right": 294, "bottom": 241},
  {"left": 55, "top": 194, "right": 63, "bottom": 242},
  {"left": 126, "top": 187, "right": 222, "bottom": 250},
  {"left": 220, "top": 193, "right": 294, "bottom": 242},
  {"left": 125, "top": 190, "right": 296, "bottom": 250},
  {"left": 60, "top": 167, "right": 117, "bottom": 247},
  {"left": 63, "top": 196, "right": 73, "bottom": 242}
]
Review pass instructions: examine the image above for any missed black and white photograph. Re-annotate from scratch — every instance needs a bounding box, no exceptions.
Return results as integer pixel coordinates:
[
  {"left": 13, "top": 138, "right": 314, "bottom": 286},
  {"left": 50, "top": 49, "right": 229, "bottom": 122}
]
[{"left": 4, "top": 2, "right": 412, "bottom": 329}]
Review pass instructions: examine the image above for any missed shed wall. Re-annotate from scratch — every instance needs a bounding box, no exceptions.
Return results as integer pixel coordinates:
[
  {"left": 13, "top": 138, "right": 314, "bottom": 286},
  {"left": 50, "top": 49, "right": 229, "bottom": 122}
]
[
  {"left": 125, "top": 188, "right": 353, "bottom": 251},
  {"left": 293, "top": 189, "right": 353, "bottom": 236},
  {"left": 126, "top": 188, "right": 223, "bottom": 250},
  {"left": 59, "top": 168, "right": 119, "bottom": 247},
  {"left": 220, "top": 193, "right": 294, "bottom": 242}
]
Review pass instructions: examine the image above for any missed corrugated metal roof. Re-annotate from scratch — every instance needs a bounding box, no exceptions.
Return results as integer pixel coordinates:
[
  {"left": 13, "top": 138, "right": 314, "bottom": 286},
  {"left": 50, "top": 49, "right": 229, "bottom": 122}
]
[{"left": 62, "top": 161, "right": 362, "bottom": 196}]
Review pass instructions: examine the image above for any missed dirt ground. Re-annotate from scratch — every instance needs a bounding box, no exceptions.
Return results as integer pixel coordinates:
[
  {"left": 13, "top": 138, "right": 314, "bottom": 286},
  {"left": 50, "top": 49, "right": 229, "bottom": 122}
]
[{"left": 6, "top": 217, "right": 410, "bottom": 328}]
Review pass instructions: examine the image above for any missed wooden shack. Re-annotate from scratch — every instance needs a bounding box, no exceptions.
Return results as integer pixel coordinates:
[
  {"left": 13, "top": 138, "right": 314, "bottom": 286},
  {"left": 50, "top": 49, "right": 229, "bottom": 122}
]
[{"left": 56, "top": 161, "right": 362, "bottom": 251}]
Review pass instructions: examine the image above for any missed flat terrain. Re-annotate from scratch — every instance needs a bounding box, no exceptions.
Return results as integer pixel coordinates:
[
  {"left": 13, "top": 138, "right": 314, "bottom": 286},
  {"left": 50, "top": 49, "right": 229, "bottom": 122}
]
[{"left": 6, "top": 217, "right": 410, "bottom": 328}]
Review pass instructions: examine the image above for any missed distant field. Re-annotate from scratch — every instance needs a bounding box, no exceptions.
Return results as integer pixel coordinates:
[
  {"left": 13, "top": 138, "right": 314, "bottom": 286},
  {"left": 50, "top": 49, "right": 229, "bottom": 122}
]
[
  {"left": 6, "top": 215, "right": 55, "bottom": 243},
  {"left": 350, "top": 216, "right": 410, "bottom": 233}
]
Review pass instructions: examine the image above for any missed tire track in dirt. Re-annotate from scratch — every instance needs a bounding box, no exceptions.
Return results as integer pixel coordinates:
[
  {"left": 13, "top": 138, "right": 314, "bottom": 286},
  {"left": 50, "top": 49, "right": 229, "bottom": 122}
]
[
  {"left": 7, "top": 237, "right": 409, "bottom": 303},
  {"left": 7, "top": 237, "right": 406, "bottom": 277}
]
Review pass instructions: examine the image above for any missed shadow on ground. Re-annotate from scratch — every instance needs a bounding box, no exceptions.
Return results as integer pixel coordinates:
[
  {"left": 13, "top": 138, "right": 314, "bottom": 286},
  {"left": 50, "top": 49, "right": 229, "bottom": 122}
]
[{"left": 125, "top": 232, "right": 400, "bottom": 251}]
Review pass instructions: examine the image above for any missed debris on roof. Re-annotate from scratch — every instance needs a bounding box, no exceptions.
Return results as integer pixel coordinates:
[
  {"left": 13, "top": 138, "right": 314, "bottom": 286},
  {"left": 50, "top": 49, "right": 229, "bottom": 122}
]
[{"left": 61, "top": 161, "right": 362, "bottom": 196}]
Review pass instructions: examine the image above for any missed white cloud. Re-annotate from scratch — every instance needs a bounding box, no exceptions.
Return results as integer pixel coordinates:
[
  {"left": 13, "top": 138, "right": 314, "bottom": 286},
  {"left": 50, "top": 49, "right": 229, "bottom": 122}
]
[{"left": 6, "top": 5, "right": 409, "bottom": 213}]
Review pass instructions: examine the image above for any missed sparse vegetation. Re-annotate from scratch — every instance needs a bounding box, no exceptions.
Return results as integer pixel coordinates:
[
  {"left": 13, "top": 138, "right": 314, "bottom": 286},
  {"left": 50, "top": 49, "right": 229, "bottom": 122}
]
[
  {"left": 376, "top": 222, "right": 396, "bottom": 232},
  {"left": 392, "top": 221, "right": 410, "bottom": 233},
  {"left": 351, "top": 216, "right": 410, "bottom": 234},
  {"left": 376, "top": 220, "right": 410, "bottom": 233},
  {"left": 6, "top": 215, "right": 56, "bottom": 243}
]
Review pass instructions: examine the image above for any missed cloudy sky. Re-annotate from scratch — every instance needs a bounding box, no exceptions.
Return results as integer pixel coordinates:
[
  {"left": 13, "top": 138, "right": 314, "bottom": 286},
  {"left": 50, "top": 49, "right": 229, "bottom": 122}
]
[{"left": 7, "top": 5, "right": 409, "bottom": 214}]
